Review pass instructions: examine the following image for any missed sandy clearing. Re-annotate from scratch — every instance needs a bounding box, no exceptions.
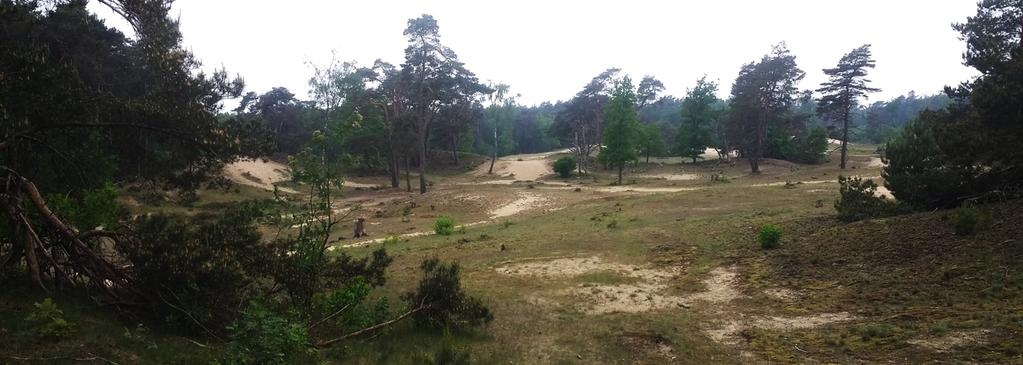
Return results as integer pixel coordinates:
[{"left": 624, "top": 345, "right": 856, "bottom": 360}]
[
  {"left": 685, "top": 267, "right": 743, "bottom": 304},
  {"left": 907, "top": 330, "right": 989, "bottom": 352},
  {"left": 687, "top": 267, "right": 856, "bottom": 346},
  {"left": 489, "top": 192, "right": 549, "bottom": 219},
  {"left": 497, "top": 256, "right": 685, "bottom": 314},
  {"left": 224, "top": 158, "right": 299, "bottom": 193},
  {"left": 474, "top": 149, "right": 569, "bottom": 182}
]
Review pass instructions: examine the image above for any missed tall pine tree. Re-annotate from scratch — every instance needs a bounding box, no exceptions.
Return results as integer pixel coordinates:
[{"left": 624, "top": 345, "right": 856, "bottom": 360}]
[{"left": 817, "top": 44, "right": 880, "bottom": 169}]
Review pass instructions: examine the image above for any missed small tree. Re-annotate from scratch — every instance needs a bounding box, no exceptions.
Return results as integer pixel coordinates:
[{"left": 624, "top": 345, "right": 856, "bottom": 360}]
[
  {"left": 675, "top": 76, "right": 720, "bottom": 163},
  {"left": 553, "top": 156, "right": 577, "bottom": 178},
  {"left": 637, "top": 124, "right": 667, "bottom": 163},
  {"left": 599, "top": 77, "right": 641, "bottom": 184}
]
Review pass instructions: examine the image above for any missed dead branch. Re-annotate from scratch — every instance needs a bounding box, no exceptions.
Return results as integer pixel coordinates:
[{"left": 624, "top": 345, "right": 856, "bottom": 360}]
[{"left": 314, "top": 303, "right": 428, "bottom": 348}]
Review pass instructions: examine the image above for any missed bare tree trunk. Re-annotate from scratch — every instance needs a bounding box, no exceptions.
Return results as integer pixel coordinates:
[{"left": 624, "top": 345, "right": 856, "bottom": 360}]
[
  {"left": 840, "top": 106, "right": 849, "bottom": 169},
  {"left": 390, "top": 154, "right": 400, "bottom": 188},
  {"left": 418, "top": 135, "right": 427, "bottom": 194},
  {"left": 405, "top": 157, "right": 412, "bottom": 193}
]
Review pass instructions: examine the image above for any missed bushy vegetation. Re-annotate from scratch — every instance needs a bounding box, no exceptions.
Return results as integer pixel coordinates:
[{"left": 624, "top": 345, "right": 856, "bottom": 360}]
[
  {"left": 834, "top": 176, "right": 905, "bottom": 222},
  {"left": 224, "top": 304, "right": 311, "bottom": 365},
  {"left": 404, "top": 258, "right": 493, "bottom": 329},
  {"left": 947, "top": 206, "right": 989, "bottom": 236},
  {"left": 552, "top": 156, "right": 577, "bottom": 178},
  {"left": 757, "top": 224, "right": 783, "bottom": 249},
  {"left": 25, "top": 298, "right": 74, "bottom": 339},
  {"left": 434, "top": 216, "right": 456, "bottom": 235}
]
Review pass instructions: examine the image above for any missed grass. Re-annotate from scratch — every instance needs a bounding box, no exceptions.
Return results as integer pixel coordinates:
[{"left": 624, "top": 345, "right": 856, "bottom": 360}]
[{"left": 10, "top": 145, "right": 1023, "bottom": 363}]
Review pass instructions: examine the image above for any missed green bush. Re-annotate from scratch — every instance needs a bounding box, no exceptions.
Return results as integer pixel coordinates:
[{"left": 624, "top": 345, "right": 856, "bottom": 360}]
[
  {"left": 404, "top": 258, "right": 493, "bottom": 328},
  {"left": 757, "top": 224, "right": 782, "bottom": 249},
  {"left": 224, "top": 303, "right": 310, "bottom": 365},
  {"left": 948, "top": 206, "right": 989, "bottom": 236},
  {"left": 552, "top": 157, "right": 577, "bottom": 178},
  {"left": 834, "top": 176, "right": 905, "bottom": 222},
  {"left": 434, "top": 216, "right": 455, "bottom": 235},
  {"left": 382, "top": 235, "right": 400, "bottom": 245},
  {"left": 25, "top": 298, "right": 74, "bottom": 339}
]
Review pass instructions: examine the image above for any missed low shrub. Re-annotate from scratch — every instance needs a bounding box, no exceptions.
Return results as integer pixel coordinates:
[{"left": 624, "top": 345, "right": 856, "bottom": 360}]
[
  {"left": 382, "top": 235, "right": 400, "bottom": 245},
  {"left": 434, "top": 216, "right": 455, "bottom": 236},
  {"left": 757, "top": 224, "right": 782, "bottom": 249},
  {"left": 834, "top": 176, "right": 905, "bottom": 222},
  {"left": 948, "top": 206, "right": 989, "bottom": 236},
  {"left": 553, "top": 157, "right": 577, "bottom": 178},
  {"left": 25, "top": 298, "right": 74, "bottom": 339}
]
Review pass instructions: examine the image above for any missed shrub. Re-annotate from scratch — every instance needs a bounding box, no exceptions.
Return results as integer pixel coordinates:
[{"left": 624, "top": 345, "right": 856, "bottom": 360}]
[
  {"left": 434, "top": 216, "right": 455, "bottom": 235},
  {"left": 224, "top": 303, "right": 310, "bottom": 365},
  {"left": 382, "top": 235, "right": 400, "bottom": 245},
  {"left": 552, "top": 157, "right": 577, "bottom": 178},
  {"left": 757, "top": 224, "right": 782, "bottom": 249},
  {"left": 25, "top": 298, "right": 74, "bottom": 339},
  {"left": 834, "top": 176, "right": 905, "bottom": 222},
  {"left": 404, "top": 258, "right": 493, "bottom": 329},
  {"left": 948, "top": 206, "right": 989, "bottom": 236}
]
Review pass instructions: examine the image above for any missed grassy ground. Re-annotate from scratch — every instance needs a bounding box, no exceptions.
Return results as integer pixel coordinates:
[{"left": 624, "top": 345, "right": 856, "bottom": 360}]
[{"left": 3, "top": 145, "right": 1021, "bottom": 364}]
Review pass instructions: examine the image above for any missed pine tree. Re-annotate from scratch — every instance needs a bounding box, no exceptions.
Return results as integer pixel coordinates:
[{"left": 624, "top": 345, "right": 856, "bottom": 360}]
[{"left": 817, "top": 44, "right": 880, "bottom": 169}]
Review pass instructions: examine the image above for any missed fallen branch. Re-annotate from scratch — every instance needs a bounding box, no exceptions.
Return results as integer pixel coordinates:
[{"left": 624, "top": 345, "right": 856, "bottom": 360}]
[{"left": 315, "top": 304, "right": 427, "bottom": 348}]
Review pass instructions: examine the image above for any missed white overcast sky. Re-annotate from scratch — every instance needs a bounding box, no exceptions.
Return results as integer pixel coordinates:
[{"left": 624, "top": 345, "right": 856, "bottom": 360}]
[{"left": 88, "top": 0, "right": 978, "bottom": 106}]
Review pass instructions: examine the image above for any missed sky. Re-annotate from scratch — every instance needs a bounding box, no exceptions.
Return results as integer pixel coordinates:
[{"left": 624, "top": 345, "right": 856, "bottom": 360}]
[{"left": 88, "top": 0, "right": 979, "bottom": 106}]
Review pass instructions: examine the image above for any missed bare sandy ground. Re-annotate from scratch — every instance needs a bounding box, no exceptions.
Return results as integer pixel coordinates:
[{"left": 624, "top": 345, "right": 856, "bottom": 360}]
[
  {"left": 473, "top": 149, "right": 570, "bottom": 182},
  {"left": 223, "top": 158, "right": 299, "bottom": 193},
  {"left": 489, "top": 192, "right": 549, "bottom": 219}
]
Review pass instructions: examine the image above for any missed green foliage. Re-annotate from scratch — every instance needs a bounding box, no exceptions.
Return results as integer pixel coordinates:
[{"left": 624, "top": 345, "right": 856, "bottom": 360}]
[
  {"left": 25, "top": 298, "right": 74, "bottom": 339},
  {"left": 600, "top": 76, "right": 641, "bottom": 183},
  {"left": 675, "top": 77, "right": 720, "bottom": 162},
  {"left": 855, "top": 323, "right": 896, "bottom": 341},
  {"left": 224, "top": 303, "right": 310, "bottom": 365},
  {"left": 434, "top": 216, "right": 456, "bottom": 235},
  {"left": 637, "top": 123, "right": 667, "bottom": 162},
  {"left": 757, "top": 224, "right": 783, "bottom": 249},
  {"left": 883, "top": 113, "right": 975, "bottom": 209},
  {"left": 45, "top": 182, "right": 123, "bottom": 230},
  {"left": 727, "top": 44, "right": 806, "bottom": 173},
  {"left": 404, "top": 258, "right": 493, "bottom": 329},
  {"left": 948, "top": 206, "right": 989, "bottom": 236},
  {"left": 552, "top": 157, "right": 577, "bottom": 178},
  {"left": 383, "top": 235, "right": 400, "bottom": 245},
  {"left": 835, "top": 176, "right": 905, "bottom": 222}
]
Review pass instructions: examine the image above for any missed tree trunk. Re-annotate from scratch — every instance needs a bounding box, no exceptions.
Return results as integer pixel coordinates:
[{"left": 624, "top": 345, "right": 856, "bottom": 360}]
[
  {"left": 405, "top": 157, "right": 412, "bottom": 193},
  {"left": 840, "top": 106, "right": 849, "bottom": 169},
  {"left": 390, "top": 155, "right": 400, "bottom": 188},
  {"left": 418, "top": 139, "right": 427, "bottom": 194},
  {"left": 617, "top": 164, "right": 623, "bottom": 185},
  {"left": 489, "top": 121, "right": 498, "bottom": 174}
]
